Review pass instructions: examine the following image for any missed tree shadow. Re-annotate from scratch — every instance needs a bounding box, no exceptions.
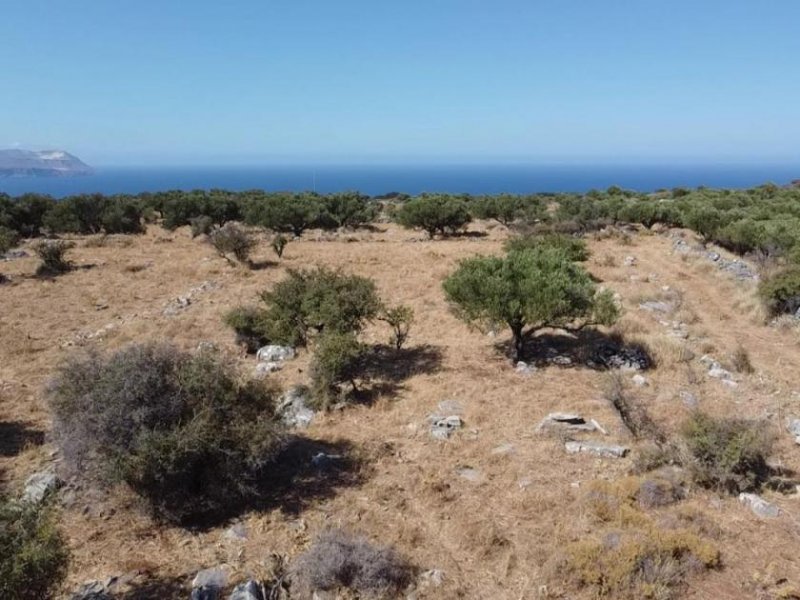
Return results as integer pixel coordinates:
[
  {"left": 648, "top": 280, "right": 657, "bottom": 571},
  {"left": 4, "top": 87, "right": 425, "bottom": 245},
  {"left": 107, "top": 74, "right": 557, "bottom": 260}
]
[
  {"left": 180, "top": 437, "right": 367, "bottom": 530},
  {"left": 249, "top": 259, "right": 278, "bottom": 271},
  {"left": 496, "top": 329, "right": 654, "bottom": 371},
  {"left": 0, "top": 421, "right": 45, "bottom": 457},
  {"left": 448, "top": 230, "right": 488, "bottom": 239},
  {"left": 351, "top": 344, "right": 445, "bottom": 405}
]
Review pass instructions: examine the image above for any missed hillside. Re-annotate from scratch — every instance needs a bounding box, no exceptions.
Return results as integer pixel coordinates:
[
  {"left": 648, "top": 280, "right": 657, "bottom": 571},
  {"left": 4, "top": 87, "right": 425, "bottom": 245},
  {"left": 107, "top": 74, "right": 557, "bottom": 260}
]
[
  {"left": 2, "top": 219, "right": 800, "bottom": 599},
  {"left": 0, "top": 149, "right": 93, "bottom": 177}
]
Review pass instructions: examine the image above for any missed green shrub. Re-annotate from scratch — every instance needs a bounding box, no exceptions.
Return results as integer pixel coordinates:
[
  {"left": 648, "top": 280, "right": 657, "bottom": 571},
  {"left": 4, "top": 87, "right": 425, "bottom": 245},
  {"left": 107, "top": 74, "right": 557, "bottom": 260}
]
[
  {"left": 321, "top": 191, "right": 377, "bottom": 229},
  {"left": 47, "top": 343, "right": 285, "bottom": 523},
  {"left": 258, "top": 267, "right": 382, "bottom": 346},
  {"left": 0, "top": 226, "right": 20, "bottom": 254},
  {"left": 209, "top": 222, "right": 257, "bottom": 266},
  {"left": 394, "top": 194, "right": 472, "bottom": 238},
  {"left": 100, "top": 198, "right": 146, "bottom": 234},
  {"left": 681, "top": 411, "right": 773, "bottom": 494},
  {"left": 443, "top": 247, "right": 618, "bottom": 360},
  {"left": 758, "top": 267, "right": 800, "bottom": 316},
  {"left": 378, "top": 305, "right": 414, "bottom": 350},
  {"left": 190, "top": 215, "right": 215, "bottom": 238},
  {"left": 310, "top": 331, "right": 366, "bottom": 408},
  {"left": 32, "top": 240, "right": 74, "bottom": 275},
  {"left": 0, "top": 497, "right": 69, "bottom": 600},
  {"left": 223, "top": 306, "right": 269, "bottom": 353},
  {"left": 271, "top": 234, "right": 289, "bottom": 259},
  {"left": 504, "top": 233, "right": 589, "bottom": 261},
  {"left": 4, "top": 194, "right": 57, "bottom": 237}
]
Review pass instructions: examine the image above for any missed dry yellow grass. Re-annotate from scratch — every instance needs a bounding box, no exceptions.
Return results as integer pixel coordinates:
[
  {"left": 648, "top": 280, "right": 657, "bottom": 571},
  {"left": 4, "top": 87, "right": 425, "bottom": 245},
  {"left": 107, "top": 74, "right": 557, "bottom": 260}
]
[{"left": 2, "top": 223, "right": 800, "bottom": 599}]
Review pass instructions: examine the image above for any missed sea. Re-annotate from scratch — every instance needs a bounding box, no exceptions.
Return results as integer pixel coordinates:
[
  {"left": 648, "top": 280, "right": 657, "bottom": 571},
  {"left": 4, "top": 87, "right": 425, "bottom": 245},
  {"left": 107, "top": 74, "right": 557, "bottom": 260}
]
[{"left": 1, "top": 164, "right": 798, "bottom": 198}]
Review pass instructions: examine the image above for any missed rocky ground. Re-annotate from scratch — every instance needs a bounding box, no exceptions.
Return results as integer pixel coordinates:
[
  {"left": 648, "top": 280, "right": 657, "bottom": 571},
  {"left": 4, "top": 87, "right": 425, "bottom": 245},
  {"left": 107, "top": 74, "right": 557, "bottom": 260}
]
[{"left": 2, "top": 222, "right": 800, "bottom": 599}]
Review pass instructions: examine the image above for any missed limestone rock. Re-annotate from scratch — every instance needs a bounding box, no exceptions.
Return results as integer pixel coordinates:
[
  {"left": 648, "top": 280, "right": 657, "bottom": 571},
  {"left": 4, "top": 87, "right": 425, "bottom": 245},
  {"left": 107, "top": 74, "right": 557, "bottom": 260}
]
[
  {"left": 256, "top": 345, "right": 296, "bottom": 363},
  {"left": 23, "top": 471, "right": 61, "bottom": 504},
  {"left": 739, "top": 493, "right": 780, "bottom": 518},
  {"left": 565, "top": 440, "right": 629, "bottom": 458},
  {"left": 429, "top": 415, "right": 463, "bottom": 440}
]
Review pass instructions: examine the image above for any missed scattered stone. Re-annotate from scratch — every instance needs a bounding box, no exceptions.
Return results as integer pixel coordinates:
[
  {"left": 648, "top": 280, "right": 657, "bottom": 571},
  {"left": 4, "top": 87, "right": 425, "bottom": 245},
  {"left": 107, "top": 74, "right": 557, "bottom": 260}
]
[
  {"left": 311, "top": 452, "right": 342, "bottom": 470},
  {"left": 631, "top": 374, "right": 648, "bottom": 387},
  {"left": 23, "top": 471, "right": 61, "bottom": 504},
  {"left": 707, "top": 251, "right": 721, "bottom": 262},
  {"left": 223, "top": 523, "right": 248, "bottom": 542},
  {"left": 197, "top": 341, "right": 219, "bottom": 352},
  {"left": 256, "top": 345, "right": 296, "bottom": 363},
  {"left": 456, "top": 467, "right": 482, "bottom": 482},
  {"left": 518, "top": 477, "right": 533, "bottom": 490},
  {"left": 739, "top": 493, "right": 780, "bottom": 518},
  {"left": 565, "top": 440, "right": 629, "bottom": 458},
  {"left": 229, "top": 580, "right": 264, "bottom": 600},
  {"left": 515, "top": 361, "right": 536, "bottom": 375},
  {"left": 592, "top": 344, "right": 651, "bottom": 371},
  {"left": 679, "top": 390, "right": 699, "bottom": 408},
  {"left": 639, "top": 301, "right": 672, "bottom": 313},
  {"left": 277, "top": 387, "right": 315, "bottom": 429},
  {"left": 70, "top": 580, "right": 112, "bottom": 600},
  {"left": 429, "top": 415, "right": 463, "bottom": 440},
  {"left": 549, "top": 355, "right": 573, "bottom": 366},
  {"left": 786, "top": 418, "right": 800, "bottom": 444},
  {"left": 254, "top": 362, "right": 282, "bottom": 376},
  {"left": 536, "top": 413, "right": 606, "bottom": 435},
  {"left": 437, "top": 399, "right": 464, "bottom": 414},
  {"left": 624, "top": 256, "right": 637, "bottom": 267},
  {"left": 418, "top": 569, "right": 445, "bottom": 588},
  {"left": 2, "top": 249, "right": 29, "bottom": 260},
  {"left": 491, "top": 443, "right": 515, "bottom": 455}
]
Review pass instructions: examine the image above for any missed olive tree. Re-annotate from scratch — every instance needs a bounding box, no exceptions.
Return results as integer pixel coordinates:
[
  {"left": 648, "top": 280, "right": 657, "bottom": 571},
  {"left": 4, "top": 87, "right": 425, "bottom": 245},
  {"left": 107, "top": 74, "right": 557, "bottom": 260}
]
[
  {"left": 394, "top": 194, "right": 471, "bottom": 238},
  {"left": 443, "top": 247, "right": 619, "bottom": 361}
]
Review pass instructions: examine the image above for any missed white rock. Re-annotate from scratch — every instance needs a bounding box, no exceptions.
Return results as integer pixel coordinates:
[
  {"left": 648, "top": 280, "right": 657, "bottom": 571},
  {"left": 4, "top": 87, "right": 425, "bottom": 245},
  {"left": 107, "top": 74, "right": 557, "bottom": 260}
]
[
  {"left": 739, "top": 493, "right": 780, "bottom": 518},
  {"left": 787, "top": 418, "right": 800, "bottom": 444},
  {"left": 254, "top": 361, "right": 282, "bottom": 376},
  {"left": 256, "top": 345, "right": 296, "bottom": 363},
  {"left": 23, "top": 471, "right": 61, "bottom": 504},
  {"left": 429, "top": 415, "right": 463, "bottom": 440},
  {"left": 192, "top": 566, "right": 227, "bottom": 590},
  {"left": 632, "top": 374, "right": 648, "bottom": 387},
  {"left": 565, "top": 440, "right": 629, "bottom": 458}
]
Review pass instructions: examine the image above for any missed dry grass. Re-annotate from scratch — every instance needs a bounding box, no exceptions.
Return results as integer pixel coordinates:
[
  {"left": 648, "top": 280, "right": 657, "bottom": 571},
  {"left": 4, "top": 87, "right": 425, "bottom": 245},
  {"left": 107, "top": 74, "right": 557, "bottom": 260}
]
[{"left": 1, "top": 224, "right": 800, "bottom": 598}]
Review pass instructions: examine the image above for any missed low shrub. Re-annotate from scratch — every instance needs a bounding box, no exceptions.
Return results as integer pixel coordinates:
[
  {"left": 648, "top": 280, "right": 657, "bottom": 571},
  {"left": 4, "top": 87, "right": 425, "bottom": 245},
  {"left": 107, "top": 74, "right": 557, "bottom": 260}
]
[
  {"left": 190, "top": 215, "right": 215, "bottom": 238},
  {"left": 0, "top": 225, "right": 20, "bottom": 254},
  {"left": 310, "top": 331, "right": 366, "bottom": 408},
  {"left": 729, "top": 345, "right": 755, "bottom": 374},
  {"left": 681, "top": 411, "right": 773, "bottom": 494},
  {"left": 758, "top": 266, "right": 800, "bottom": 316},
  {"left": 378, "top": 305, "right": 414, "bottom": 350},
  {"left": 504, "top": 233, "right": 590, "bottom": 261},
  {"left": 291, "top": 529, "right": 414, "bottom": 597},
  {"left": 563, "top": 477, "right": 718, "bottom": 599},
  {"left": 32, "top": 240, "right": 74, "bottom": 275},
  {"left": 322, "top": 191, "right": 377, "bottom": 229},
  {"left": 271, "top": 233, "right": 289, "bottom": 259},
  {"left": 0, "top": 497, "right": 69, "bottom": 600},
  {"left": 209, "top": 222, "right": 257, "bottom": 266},
  {"left": 47, "top": 343, "right": 285, "bottom": 523},
  {"left": 223, "top": 305, "right": 269, "bottom": 353}
]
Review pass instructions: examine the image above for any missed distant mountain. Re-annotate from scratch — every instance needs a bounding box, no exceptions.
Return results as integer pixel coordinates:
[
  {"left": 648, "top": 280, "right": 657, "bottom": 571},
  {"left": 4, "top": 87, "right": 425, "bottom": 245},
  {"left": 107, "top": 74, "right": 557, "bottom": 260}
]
[{"left": 0, "top": 149, "right": 93, "bottom": 177}]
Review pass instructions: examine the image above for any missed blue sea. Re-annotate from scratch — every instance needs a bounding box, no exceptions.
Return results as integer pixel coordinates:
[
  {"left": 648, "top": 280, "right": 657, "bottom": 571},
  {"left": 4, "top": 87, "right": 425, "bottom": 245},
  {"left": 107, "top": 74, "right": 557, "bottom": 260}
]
[{"left": 1, "top": 164, "right": 799, "bottom": 198}]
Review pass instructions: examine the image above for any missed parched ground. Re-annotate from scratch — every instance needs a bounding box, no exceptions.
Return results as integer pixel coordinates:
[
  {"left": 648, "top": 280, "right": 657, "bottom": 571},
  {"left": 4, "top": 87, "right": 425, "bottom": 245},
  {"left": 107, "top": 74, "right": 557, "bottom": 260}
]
[{"left": 2, "top": 222, "right": 800, "bottom": 599}]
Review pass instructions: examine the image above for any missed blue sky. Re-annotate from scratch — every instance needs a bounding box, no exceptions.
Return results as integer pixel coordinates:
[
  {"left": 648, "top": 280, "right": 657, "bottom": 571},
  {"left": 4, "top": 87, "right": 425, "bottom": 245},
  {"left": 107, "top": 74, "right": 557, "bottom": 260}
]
[{"left": 2, "top": 0, "right": 799, "bottom": 166}]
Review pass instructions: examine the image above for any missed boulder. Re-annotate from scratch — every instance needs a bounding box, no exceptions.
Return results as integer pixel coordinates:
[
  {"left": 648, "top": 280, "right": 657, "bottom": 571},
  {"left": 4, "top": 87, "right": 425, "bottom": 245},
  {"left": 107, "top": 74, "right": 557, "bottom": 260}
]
[
  {"left": 631, "top": 374, "right": 648, "bottom": 387},
  {"left": 254, "top": 362, "right": 282, "bottom": 376},
  {"left": 787, "top": 418, "right": 800, "bottom": 444},
  {"left": 256, "top": 345, "right": 296, "bottom": 363},
  {"left": 739, "top": 493, "right": 780, "bottom": 518},
  {"left": 429, "top": 415, "right": 463, "bottom": 440},
  {"left": 192, "top": 567, "right": 227, "bottom": 600},
  {"left": 515, "top": 361, "right": 536, "bottom": 375},
  {"left": 624, "top": 256, "right": 637, "bottom": 267},
  {"left": 277, "top": 387, "right": 315, "bottom": 429},
  {"left": 229, "top": 580, "right": 264, "bottom": 600},
  {"left": 70, "top": 581, "right": 112, "bottom": 600},
  {"left": 23, "top": 471, "right": 61, "bottom": 504},
  {"left": 565, "top": 440, "right": 629, "bottom": 458},
  {"left": 536, "top": 413, "right": 606, "bottom": 435},
  {"left": 639, "top": 301, "right": 672, "bottom": 313}
]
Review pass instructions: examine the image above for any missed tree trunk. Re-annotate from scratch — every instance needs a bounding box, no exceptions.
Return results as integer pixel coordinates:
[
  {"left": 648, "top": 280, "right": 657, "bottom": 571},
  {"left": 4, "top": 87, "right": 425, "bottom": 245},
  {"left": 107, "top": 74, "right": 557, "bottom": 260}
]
[{"left": 509, "top": 322, "right": 525, "bottom": 362}]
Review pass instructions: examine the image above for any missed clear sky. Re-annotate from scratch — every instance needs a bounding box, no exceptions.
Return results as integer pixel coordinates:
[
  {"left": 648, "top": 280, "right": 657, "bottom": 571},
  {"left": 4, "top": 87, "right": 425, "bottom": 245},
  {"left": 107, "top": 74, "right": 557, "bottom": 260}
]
[{"left": 2, "top": 0, "right": 799, "bottom": 166}]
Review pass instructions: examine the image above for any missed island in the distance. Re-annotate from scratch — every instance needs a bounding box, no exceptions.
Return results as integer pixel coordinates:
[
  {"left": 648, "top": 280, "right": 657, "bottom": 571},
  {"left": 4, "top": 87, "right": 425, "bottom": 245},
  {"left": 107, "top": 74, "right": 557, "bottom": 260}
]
[{"left": 0, "top": 149, "right": 93, "bottom": 177}]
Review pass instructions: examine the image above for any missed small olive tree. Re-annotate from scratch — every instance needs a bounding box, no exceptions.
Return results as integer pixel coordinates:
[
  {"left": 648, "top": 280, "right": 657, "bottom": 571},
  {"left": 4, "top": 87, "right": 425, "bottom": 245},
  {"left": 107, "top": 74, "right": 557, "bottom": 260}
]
[
  {"left": 443, "top": 247, "right": 619, "bottom": 361},
  {"left": 209, "top": 223, "right": 257, "bottom": 266}
]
